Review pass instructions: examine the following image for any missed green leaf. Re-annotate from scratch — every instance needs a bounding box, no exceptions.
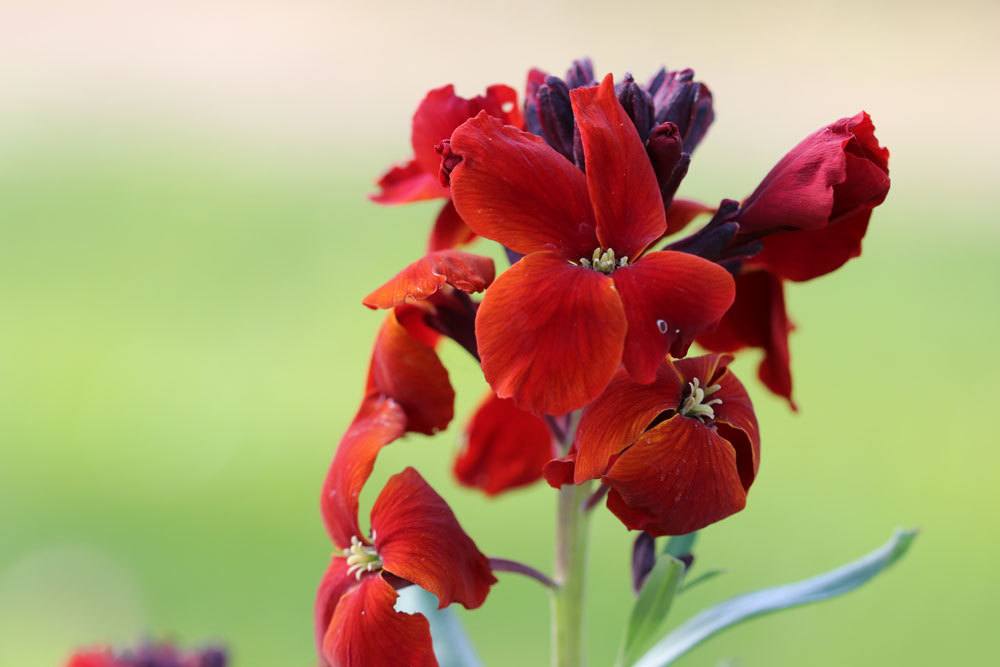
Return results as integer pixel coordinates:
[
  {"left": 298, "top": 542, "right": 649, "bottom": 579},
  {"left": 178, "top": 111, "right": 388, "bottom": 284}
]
[
  {"left": 630, "top": 529, "right": 918, "bottom": 667},
  {"left": 617, "top": 554, "right": 687, "bottom": 667},
  {"left": 396, "top": 585, "right": 482, "bottom": 667},
  {"left": 678, "top": 568, "right": 725, "bottom": 593},
  {"left": 664, "top": 532, "right": 698, "bottom": 558}
]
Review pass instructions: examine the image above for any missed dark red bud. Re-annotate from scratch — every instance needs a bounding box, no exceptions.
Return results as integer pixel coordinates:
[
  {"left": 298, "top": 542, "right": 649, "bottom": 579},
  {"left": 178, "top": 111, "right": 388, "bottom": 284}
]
[{"left": 618, "top": 73, "right": 655, "bottom": 142}]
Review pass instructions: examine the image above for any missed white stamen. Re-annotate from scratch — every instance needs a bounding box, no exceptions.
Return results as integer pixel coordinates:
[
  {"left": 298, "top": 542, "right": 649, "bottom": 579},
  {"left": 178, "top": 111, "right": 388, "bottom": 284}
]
[
  {"left": 342, "top": 535, "right": 383, "bottom": 580},
  {"left": 579, "top": 247, "right": 625, "bottom": 274},
  {"left": 679, "top": 378, "right": 723, "bottom": 422}
]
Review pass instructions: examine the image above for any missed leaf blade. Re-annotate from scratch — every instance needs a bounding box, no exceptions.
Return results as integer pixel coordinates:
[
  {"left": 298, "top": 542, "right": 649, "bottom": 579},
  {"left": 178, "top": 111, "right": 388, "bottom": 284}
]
[
  {"left": 631, "top": 529, "right": 918, "bottom": 667},
  {"left": 617, "top": 554, "right": 687, "bottom": 667}
]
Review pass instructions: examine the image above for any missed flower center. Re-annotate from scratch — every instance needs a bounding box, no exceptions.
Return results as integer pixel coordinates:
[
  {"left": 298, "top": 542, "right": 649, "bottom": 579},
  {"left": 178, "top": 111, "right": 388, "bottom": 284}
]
[
  {"left": 342, "top": 535, "right": 383, "bottom": 579},
  {"left": 679, "top": 378, "right": 723, "bottom": 422},
  {"left": 579, "top": 247, "right": 627, "bottom": 274}
]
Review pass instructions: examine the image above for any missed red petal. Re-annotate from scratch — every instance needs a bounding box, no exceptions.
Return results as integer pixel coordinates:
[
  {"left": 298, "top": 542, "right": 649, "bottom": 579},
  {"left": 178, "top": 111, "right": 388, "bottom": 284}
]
[
  {"left": 543, "top": 452, "right": 577, "bottom": 488},
  {"left": 613, "top": 250, "right": 735, "bottom": 383},
  {"left": 751, "top": 206, "right": 872, "bottom": 282},
  {"left": 66, "top": 651, "right": 115, "bottom": 667},
  {"left": 674, "top": 353, "right": 761, "bottom": 487},
  {"left": 315, "top": 557, "right": 358, "bottom": 658},
  {"left": 323, "top": 575, "right": 436, "bottom": 667},
  {"left": 372, "top": 160, "right": 448, "bottom": 204},
  {"left": 698, "top": 270, "right": 795, "bottom": 407},
  {"left": 571, "top": 75, "right": 666, "bottom": 258},
  {"left": 428, "top": 200, "right": 477, "bottom": 252},
  {"left": 321, "top": 397, "right": 407, "bottom": 549},
  {"left": 664, "top": 198, "right": 714, "bottom": 236},
  {"left": 411, "top": 85, "right": 482, "bottom": 176},
  {"left": 367, "top": 308, "right": 455, "bottom": 435},
  {"left": 449, "top": 113, "right": 597, "bottom": 257},
  {"left": 605, "top": 415, "right": 747, "bottom": 536},
  {"left": 454, "top": 393, "right": 555, "bottom": 495},
  {"left": 738, "top": 112, "right": 889, "bottom": 235},
  {"left": 475, "top": 251, "right": 627, "bottom": 415},
  {"left": 363, "top": 251, "right": 495, "bottom": 309},
  {"left": 372, "top": 468, "right": 496, "bottom": 609},
  {"left": 573, "top": 365, "right": 682, "bottom": 482}
]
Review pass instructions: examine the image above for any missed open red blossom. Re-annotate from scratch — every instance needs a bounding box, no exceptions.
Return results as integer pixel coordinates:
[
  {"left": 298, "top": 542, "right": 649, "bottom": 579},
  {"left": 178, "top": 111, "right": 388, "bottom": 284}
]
[
  {"left": 698, "top": 270, "right": 796, "bottom": 409},
  {"left": 566, "top": 353, "right": 760, "bottom": 536},
  {"left": 454, "top": 392, "right": 555, "bottom": 496},
  {"left": 316, "top": 468, "right": 496, "bottom": 667},
  {"left": 737, "top": 111, "right": 890, "bottom": 282},
  {"left": 372, "top": 84, "right": 521, "bottom": 252},
  {"left": 321, "top": 306, "right": 454, "bottom": 548},
  {"left": 362, "top": 250, "right": 495, "bottom": 310},
  {"left": 449, "top": 74, "right": 735, "bottom": 415}
]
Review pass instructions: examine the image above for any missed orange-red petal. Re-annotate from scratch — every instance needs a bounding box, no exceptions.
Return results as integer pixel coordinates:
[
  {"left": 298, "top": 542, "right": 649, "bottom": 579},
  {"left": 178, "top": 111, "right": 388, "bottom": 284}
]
[
  {"left": 571, "top": 75, "right": 666, "bottom": 258},
  {"left": 613, "top": 250, "right": 735, "bottom": 384},
  {"left": 475, "top": 251, "right": 627, "bottom": 415},
  {"left": 320, "top": 397, "right": 407, "bottom": 549},
  {"left": 698, "top": 270, "right": 795, "bottom": 408},
  {"left": 449, "top": 113, "right": 597, "bottom": 257},
  {"left": 315, "top": 557, "right": 358, "bottom": 660},
  {"left": 572, "top": 364, "right": 682, "bottom": 482},
  {"left": 372, "top": 159, "right": 448, "bottom": 204},
  {"left": 605, "top": 415, "right": 747, "bottom": 536},
  {"left": 363, "top": 251, "right": 495, "bottom": 310},
  {"left": 454, "top": 393, "right": 555, "bottom": 496},
  {"left": 367, "top": 308, "right": 455, "bottom": 435},
  {"left": 372, "top": 468, "right": 496, "bottom": 609},
  {"left": 323, "top": 574, "right": 436, "bottom": 667},
  {"left": 428, "top": 199, "right": 477, "bottom": 252}
]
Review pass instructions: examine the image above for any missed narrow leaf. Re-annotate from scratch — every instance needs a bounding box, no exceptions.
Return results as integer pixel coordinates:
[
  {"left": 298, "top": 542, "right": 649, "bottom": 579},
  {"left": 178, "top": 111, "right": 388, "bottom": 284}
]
[
  {"left": 630, "top": 529, "right": 917, "bottom": 667},
  {"left": 396, "top": 585, "right": 483, "bottom": 667},
  {"left": 678, "top": 568, "right": 725, "bottom": 593},
  {"left": 617, "top": 554, "right": 686, "bottom": 667}
]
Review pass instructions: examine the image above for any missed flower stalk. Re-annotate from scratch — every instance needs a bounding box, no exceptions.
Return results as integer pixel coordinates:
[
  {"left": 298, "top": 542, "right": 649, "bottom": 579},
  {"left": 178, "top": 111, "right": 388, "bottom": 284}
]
[{"left": 551, "top": 480, "right": 593, "bottom": 667}]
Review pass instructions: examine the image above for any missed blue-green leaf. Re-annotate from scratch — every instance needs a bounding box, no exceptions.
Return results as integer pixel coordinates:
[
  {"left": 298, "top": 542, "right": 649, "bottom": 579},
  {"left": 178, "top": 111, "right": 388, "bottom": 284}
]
[
  {"left": 678, "top": 568, "right": 725, "bottom": 593},
  {"left": 617, "top": 554, "right": 687, "bottom": 667},
  {"left": 630, "top": 529, "right": 917, "bottom": 667},
  {"left": 396, "top": 585, "right": 482, "bottom": 667}
]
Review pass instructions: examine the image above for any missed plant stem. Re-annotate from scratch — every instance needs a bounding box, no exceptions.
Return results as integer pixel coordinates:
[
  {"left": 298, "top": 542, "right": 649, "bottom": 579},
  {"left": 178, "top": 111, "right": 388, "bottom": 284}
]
[{"left": 551, "top": 480, "right": 593, "bottom": 667}]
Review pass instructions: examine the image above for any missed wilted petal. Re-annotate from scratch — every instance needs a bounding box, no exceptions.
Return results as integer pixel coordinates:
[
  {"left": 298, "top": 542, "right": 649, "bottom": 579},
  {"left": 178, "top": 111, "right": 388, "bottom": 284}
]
[{"left": 363, "top": 251, "right": 495, "bottom": 309}]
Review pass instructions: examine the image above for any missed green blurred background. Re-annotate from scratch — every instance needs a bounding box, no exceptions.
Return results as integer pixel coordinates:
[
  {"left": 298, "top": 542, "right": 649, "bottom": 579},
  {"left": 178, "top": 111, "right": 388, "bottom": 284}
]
[{"left": 2, "top": 1, "right": 998, "bottom": 665}]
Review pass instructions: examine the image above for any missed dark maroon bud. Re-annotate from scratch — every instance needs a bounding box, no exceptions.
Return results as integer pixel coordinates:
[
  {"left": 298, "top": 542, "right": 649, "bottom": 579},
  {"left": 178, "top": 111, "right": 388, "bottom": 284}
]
[
  {"left": 651, "top": 69, "right": 715, "bottom": 153},
  {"left": 646, "top": 66, "right": 668, "bottom": 97},
  {"left": 523, "top": 69, "right": 547, "bottom": 136},
  {"left": 565, "top": 57, "right": 595, "bottom": 89},
  {"left": 667, "top": 199, "right": 741, "bottom": 260},
  {"left": 435, "top": 139, "right": 461, "bottom": 187},
  {"left": 196, "top": 648, "right": 228, "bottom": 667},
  {"left": 646, "top": 122, "right": 689, "bottom": 204},
  {"left": 632, "top": 531, "right": 657, "bottom": 593},
  {"left": 618, "top": 73, "right": 656, "bottom": 142},
  {"left": 537, "top": 77, "right": 575, "bottom": 160},
  {"left": 426, "top": 289, "right": 480, "bottom": 361}
]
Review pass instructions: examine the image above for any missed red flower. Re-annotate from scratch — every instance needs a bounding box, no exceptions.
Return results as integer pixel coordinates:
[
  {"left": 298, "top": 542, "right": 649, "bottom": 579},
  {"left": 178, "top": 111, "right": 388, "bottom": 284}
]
[
  {"left": 448, "top": 74, "right": 735, "bottom": 415},
  {"left": 316, "top": 468, "right": 496, "bottom": 667},
  {"left": 565, "top": 353, "right": 760, "bottom": 536},
  {"left": 321, "top": 306, "right": 454, "bottom": 548},
  {"left": 372, "top": 84, "right": 522, "bottom": 252},
  {"left": 454, "top": 392, "right": 555, "bottom": 496},
  {"left": 698, "top": 270, "right": 796, "bottom": 409},
  {"left": 737, "top": 112, "right": 890, "bottom": 281}
]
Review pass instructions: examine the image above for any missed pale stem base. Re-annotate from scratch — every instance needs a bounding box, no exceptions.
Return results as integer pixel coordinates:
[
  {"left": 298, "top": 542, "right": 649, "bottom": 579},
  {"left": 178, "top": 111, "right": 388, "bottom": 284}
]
[{"left": 551, "top": 480, "right": 593, "bottom": 667}]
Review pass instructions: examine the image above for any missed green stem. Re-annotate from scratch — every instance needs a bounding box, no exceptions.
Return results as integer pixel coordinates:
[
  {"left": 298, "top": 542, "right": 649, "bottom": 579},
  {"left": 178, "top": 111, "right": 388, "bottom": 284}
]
[{"left": 551, "top": 480, "right": 593, "bottom": 667}]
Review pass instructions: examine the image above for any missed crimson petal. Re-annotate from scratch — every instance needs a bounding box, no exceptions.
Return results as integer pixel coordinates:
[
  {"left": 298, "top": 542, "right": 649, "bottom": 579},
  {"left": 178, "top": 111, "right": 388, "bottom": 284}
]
[
  {"left": 323, "top": 575, "right": 436, "bottom": 667},
  {"left": 372, "top": 468, "right": 496, "bottom": 609},
  {"left": 605, "top": 415, "right": 747, "bottom": 536},
  {"left": 475, "top": 251, "right": 627, "bottom": 415},
  {"left": 363, "top": 251, "right": 495, "bottom": 309},
  {"left": 428, "top": 200, "right": 477, "bottom": 252},
  {"left": 613, "top": 250, "right": 735, "bottom": 384},
  {"left": 449, "top": 113, "right": 597, "bottom": 257},
  {"left": 454, "top": 393, "right": 554, "bottom": 495},
  {"left": 320, "top": 397, "right": 407, "bottom": 549},
  {"left": 367, "top": 308, "right": 455, "bottom": 435},
  {"left": 315, "top": 557, "right": 358, "bottom": 660},
  {"left": 372, "top": 160, "right": 448, "bottom": 204},
  {"left": 572, "top": 75, "right": 666, "bottom": 258}
]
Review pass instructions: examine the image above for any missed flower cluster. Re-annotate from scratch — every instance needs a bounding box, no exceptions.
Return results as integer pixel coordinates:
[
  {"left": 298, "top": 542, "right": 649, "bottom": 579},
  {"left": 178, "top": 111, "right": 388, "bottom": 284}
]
[
  {"left": 316, "top": 56, "right": 889, "bottom": 665},
  {"left": 66, "top": 643, "right": 226, "bottom": 667}
]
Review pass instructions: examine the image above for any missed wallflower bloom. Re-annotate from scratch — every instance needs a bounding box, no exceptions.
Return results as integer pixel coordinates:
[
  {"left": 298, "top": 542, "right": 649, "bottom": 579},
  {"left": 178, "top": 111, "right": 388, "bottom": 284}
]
[
  {"left": 448, "top": 74, "right": 735, "bottom": 415},
  {"left": 700, "top": 112, "right": 889, "bottom": 406},
  {"left": 372, "top": 84, "right": 522, "bottom": 251},
  {"left": 316, "top": 468, "right": 496, "bottom": 667},
  {"left": 453, "top": 392, "right": 555, "bottom": 495},
  {"left": 561, "top": 353, "right": 760, "bottom": 536}
]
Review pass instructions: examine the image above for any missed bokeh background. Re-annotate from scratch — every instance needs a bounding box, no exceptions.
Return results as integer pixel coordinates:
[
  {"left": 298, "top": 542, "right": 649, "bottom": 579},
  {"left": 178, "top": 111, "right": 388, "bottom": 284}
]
[{"left": 2, "top": 1, "right": 998, "bottom": 665}]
